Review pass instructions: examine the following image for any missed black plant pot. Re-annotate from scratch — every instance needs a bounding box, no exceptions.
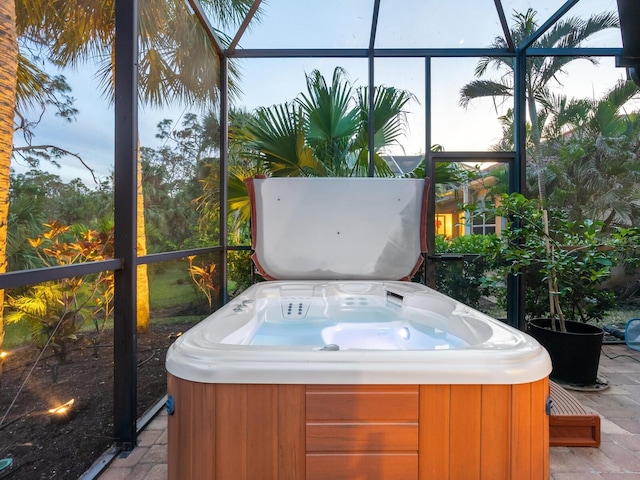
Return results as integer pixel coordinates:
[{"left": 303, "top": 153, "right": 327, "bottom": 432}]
[{"left": 528, "top": 318, "right": 604, "bottom": 386}]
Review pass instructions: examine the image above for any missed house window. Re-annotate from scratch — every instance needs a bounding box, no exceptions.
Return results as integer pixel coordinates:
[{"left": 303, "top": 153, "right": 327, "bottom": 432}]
[{"left": 470, "top": 200, "right": 496, "bottom": 235}]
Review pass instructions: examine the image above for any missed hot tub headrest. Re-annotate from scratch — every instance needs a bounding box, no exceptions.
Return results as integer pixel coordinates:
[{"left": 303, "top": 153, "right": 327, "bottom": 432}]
[{"left": 245, "top": 177, "right": 429, "bottom": 280}]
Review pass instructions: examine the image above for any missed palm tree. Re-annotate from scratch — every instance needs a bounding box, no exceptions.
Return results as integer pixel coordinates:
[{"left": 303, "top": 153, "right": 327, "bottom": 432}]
[
  {"left": 297, "top": 68, "right": 361, "bottom": 176},
  {"left": 198, "top": 67, "right": 415, "bottom": 229},
  {"left": 459, "top": 8, "right": 619, "bottom": 202},
  {"left": 0, "top": 1, "right": 69, "bottom": 350},
  {"left": 240, "top": 102, "right": 328, "bottom": 177},
  {"left": 0, "top": 0, "right": 18, "bottom": 353},
  {"left": 194, "top": 108, "right": 258, "bottom": 238},
  {"left": 350, "top": 83, "right": 415, "bottom": 176},
  {"left": 243, "top": 67, "right": 413, "bottom": 177},
  {"left": 13, "top": 0, "right": 257, "bottom": 331}
]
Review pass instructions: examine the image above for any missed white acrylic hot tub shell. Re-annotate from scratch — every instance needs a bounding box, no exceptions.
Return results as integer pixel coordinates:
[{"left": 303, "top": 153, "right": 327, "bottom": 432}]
[{"left": 165, "top": 280, "right": 551, "bottom": 385}]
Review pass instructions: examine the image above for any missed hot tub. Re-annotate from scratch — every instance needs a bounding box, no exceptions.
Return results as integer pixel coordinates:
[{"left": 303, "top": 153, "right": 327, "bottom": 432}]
[{"left": 166, "top": 178, "right": 552, "bottom": 480}]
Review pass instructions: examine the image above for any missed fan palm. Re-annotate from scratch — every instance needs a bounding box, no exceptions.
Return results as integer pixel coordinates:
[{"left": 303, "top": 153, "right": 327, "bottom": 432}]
[
  {"left": 244, "top": 67, "right": 413, "bottom": 178},
  {"left": 211, "top": 67, "right": 414, "bottom": 229},
  {"left": 297, "top": 67, "right": 361, "bottom": 176},
  {"left": 459, "top": 8, "right": 619, "bottom": 202},
  {"left": 350, "top": 85, "right": 413, "bottom": 177},
  {"left": 242, "top": 102, "right": 328, "bottom": 177}
]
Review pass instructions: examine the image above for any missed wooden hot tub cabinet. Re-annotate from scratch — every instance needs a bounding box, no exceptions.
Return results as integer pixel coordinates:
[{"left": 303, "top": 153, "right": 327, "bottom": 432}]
[{"left": 167, "top": 375, "right": 549, "bottom": 480}]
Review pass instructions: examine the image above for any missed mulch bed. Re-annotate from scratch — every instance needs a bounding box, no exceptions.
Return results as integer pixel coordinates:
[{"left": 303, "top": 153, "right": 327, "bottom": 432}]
[{"left": 0, "top": 322, "right": 194, "bottom": 479}]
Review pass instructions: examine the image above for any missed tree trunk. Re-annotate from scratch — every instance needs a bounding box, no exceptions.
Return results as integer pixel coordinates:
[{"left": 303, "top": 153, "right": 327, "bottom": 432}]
[
  {"left": 136, "top": 143, "right": 150, "bottom": 333},
  {"left": 526, "top": 86, "right": 546, "bottom": 203},
  {"left": 0, "top": 0, "right": 18, "bottom": 354}
]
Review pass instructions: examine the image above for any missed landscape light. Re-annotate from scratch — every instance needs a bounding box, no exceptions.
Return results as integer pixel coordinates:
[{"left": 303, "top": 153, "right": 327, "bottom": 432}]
[{"left": 48, "top": 399, "right": 75, "bottom": 416}]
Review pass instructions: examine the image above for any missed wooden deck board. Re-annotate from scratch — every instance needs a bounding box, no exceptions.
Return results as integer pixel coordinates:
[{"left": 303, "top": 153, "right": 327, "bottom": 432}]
[{"left": 549, "top": 381, "right": 601, "bottom": 447}]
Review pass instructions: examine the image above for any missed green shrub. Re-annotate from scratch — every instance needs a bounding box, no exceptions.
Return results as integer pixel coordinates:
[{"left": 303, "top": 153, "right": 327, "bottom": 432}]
[{"left": 433, "top": 234, "right": 497, "bottom": 309}]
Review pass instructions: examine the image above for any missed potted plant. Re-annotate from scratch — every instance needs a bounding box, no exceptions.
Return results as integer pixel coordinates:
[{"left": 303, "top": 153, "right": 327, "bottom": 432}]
[{"left": 480, "top": 193, "right": 615, "bottom": 387}]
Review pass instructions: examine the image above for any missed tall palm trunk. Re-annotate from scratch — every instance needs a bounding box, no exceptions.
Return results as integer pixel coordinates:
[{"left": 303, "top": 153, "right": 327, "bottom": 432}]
[
  {"left": 526, "top": 85, "right": 546, "bottom": 203},
  {"left": 136, "top": 143, "right": 149, "bottom": 333},
  {"left": 0, "top": 0, "right": 18, "bottom": 354}
]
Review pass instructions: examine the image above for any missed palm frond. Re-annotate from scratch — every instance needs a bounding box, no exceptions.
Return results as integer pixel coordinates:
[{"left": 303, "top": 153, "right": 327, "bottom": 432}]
[
  {"left": 474, "top": 53, "right": 513, "bottom": 77},
  {"left": 14, "top": 53, "right": 54, "bottom": 115},
  {"left": 459, "top": 80, "right": 513, "bottom": 108},
  {"left": 244, "top": 103, "right": 325, "bottom": 176},
  {"left": 298, "top": 69, "right": 359, "bottom": 143},
  {"left": 538, "top": 12, "right": 618, "bottom": 50},
  {"left": 349, "top": 149, "right": 394, "bottom": 177},
  {"left": 295, "top": 68, "right": 360, "bottom": 172},
  {"left": 601, "top": 79, "right": 639, "bottom": 110},
  {"left": 354, "top": 86, "right": 414, "bottom": 150},
  {"left": 201, "top": 0, "right": 260, "bottom": 28}
]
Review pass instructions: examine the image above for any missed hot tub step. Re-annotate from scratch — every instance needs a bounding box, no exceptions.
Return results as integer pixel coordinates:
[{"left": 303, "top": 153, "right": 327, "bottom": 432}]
[{"left": 549, "top": 380, "right": 601, "bottom": 447}]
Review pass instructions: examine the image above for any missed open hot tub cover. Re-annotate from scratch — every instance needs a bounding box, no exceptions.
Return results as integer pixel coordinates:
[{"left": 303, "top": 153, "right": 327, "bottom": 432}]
[{"left": 245, "top": 177, "right": 429, "bottom": 281}]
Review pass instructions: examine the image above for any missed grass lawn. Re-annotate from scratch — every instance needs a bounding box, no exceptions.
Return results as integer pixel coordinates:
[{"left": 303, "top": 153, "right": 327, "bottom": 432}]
[
  {"left": 4, "top": 321, "right": 31, "bottom": 349},
  {"left": 148, "top": 262, "right": 200, "bottom": 310}
]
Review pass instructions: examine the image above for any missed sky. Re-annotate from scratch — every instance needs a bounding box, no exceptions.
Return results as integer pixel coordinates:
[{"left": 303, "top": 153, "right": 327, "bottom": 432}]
[{"left": 10, "top": 0, "right": 629, "bottom": 186}]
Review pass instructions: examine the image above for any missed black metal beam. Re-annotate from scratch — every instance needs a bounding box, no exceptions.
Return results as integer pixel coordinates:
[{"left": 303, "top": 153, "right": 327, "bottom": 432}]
[
  {"left": 219, "top": 56, "right": 230, "bottom": 304},
  {"left": 113, "top": 0, "right": 138, "bottom": 450},
  {"left": 520, "top": 0, "right": 580, "bottom": 50},
  {"left": 424, "top": 57, "right": 436, "bottom": 289},
  {"left": 617, "top": 0, "right": 640, "bottom": 64},
  {"left": 228, "top": 46, "right": 621, "bottom": 60},
  {"left": 231, "top": 48, "right": 368, "bottom": 58},
  {"left": 136, "top": 247, "right": 223, "bottom": 265},
  {"left": 431, "top": 151, "right": 515, "bottom": 161},
  {"left": 526, "top": 47, "right": 620, "bottom": 57},
  {"left": 424, "top": 57, "right": 432, "bottom": 164},
  {"left": 369, "top": 0, "right": 380, "bottom": 52},
  {"left": 507, "top": 49, "right": 527, "bottom": 331},
  {"left": 135, "top": 245, "right": 250, "bottom": 266},
  {"left": 187, "top": 0, "right": 225, "bottom": 55},
  {"left": 616, "top": 0, "right": 640, "bottom": 86},
  {"left": 229, "top": 48, "right": 513, "bottom": 59},
  {"left": 367, "top": 0, "right": 380, "bottom": 177},
  {"left": 228, "top": 0, "right": 263, "bottom": 55},
  {"left": 494, "top": 0, "right": 515, "bottom": 51},
  {"left": 512, "top": 48, "right": 526, "bottom": 209},
  {"left": 0, "top": 260, "right": 123, "bottom": 290}
]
